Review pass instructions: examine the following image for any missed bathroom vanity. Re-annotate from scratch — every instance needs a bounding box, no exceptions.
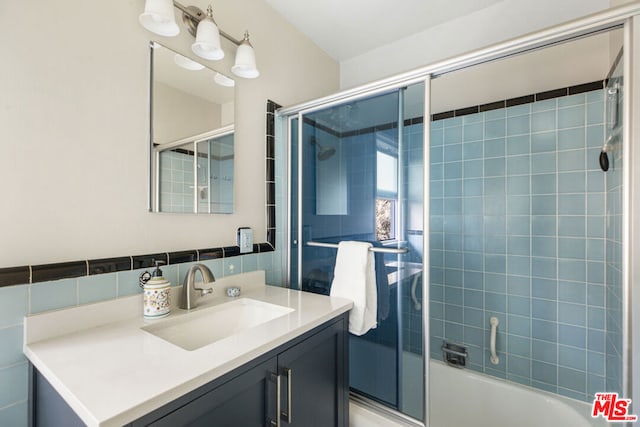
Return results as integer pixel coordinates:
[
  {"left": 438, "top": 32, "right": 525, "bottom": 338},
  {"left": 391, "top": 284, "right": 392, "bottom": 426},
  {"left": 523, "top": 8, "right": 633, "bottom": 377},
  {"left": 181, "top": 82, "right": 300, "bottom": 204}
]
[{"left": 24, "top": 271, "right": 352, "bottom": 426}]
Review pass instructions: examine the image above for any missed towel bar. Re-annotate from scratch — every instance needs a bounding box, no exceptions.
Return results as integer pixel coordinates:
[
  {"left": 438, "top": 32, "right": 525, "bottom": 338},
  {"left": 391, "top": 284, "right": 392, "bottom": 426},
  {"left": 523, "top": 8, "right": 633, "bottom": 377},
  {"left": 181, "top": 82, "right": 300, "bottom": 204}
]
[{"left": 306, "top": 241, "right": 409, "bottom": 254}]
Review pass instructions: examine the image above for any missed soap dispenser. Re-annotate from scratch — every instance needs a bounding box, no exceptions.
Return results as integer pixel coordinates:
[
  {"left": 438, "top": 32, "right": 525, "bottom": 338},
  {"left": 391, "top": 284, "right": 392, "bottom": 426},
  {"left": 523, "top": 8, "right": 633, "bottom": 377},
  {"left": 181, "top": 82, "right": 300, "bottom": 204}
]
[{"left": 139, "top": 260, "right": 171, "bottom": 319}]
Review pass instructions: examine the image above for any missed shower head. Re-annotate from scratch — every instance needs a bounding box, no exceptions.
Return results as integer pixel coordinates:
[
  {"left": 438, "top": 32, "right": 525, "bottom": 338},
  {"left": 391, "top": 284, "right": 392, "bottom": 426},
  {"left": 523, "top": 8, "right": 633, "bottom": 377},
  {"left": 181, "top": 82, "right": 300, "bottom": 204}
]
[
  {"left": 309, "top": 136, "right": 336, "bottom": 161},
  {"left": 317, "top": 145, "right": 336, "bottom": 161}
]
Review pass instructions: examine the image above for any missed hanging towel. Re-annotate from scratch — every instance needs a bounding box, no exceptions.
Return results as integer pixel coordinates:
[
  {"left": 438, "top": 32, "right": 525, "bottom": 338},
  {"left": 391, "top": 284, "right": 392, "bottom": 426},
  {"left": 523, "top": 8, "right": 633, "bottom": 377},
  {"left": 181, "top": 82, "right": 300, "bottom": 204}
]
[
  {"left": 370, "top": 240, "right": 390, "bottom": 321},
  {"left": 330, "top": 241, "right": 377, "bottom": 336}
]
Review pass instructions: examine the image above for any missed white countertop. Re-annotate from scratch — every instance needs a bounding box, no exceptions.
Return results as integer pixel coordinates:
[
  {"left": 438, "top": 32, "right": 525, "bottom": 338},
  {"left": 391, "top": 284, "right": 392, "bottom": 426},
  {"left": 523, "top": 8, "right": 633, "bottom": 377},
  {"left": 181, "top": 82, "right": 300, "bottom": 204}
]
[{"left": 24, "top": 271, "right": 352, "bottom": 427}]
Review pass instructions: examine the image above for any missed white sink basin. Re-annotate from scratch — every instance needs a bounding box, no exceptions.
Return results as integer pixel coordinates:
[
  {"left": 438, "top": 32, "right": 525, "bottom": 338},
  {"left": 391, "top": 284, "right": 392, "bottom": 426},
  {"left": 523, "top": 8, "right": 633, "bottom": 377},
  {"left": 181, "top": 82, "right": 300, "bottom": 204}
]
[{"left": 142, "top": 298, "right": 294, "bottom": 351}]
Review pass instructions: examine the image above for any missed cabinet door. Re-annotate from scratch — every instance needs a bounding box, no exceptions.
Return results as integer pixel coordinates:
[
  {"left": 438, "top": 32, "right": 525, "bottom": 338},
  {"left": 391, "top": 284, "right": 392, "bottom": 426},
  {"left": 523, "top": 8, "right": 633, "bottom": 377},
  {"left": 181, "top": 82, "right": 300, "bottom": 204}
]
[
  {"left": 148, "top": 357, "right": 278, "bottom": 427},
  {"left": 277, "top": 318, "right": 348, "bottom": 427}
]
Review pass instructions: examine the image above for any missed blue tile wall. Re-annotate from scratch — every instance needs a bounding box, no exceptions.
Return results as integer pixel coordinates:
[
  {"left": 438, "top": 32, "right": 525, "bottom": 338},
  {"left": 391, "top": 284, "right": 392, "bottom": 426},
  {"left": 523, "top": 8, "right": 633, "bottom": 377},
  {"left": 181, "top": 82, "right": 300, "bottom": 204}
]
[
  {"left": 0, "top": 252, "right": 267, "bottom": 426},
  {"left": 429, "top": 88, "right": 620, "bottom": 402}
]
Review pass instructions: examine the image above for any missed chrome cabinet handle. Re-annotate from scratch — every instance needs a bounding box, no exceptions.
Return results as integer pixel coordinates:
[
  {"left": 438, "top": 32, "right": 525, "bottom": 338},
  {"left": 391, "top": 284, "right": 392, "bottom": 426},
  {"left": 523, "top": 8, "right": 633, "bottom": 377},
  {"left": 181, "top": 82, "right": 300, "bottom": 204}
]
[
  {"left": 281, "top": 368, "right": 292, "bottom": 424},
  {"left": 269, "top": 372, "right": 281, "bottom": 427}
]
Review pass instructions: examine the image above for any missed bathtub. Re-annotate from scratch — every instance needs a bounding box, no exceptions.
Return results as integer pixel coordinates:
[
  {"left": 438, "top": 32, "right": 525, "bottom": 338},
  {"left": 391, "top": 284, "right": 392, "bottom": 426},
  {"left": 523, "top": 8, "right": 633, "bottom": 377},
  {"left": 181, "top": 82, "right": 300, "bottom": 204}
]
[
  {"left": 429, "top": 360, "right": 606, "bottom": 427},
  {"left": 350, "top": 358, "right": 608, "bottom": 427}
]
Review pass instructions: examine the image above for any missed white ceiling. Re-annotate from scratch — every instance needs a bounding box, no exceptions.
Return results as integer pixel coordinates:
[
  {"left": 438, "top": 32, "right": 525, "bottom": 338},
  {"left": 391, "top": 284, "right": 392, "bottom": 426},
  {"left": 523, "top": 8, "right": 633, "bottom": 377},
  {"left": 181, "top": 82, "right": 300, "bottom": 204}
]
[{"left": 265, "top": 0, "right": 504, "bottom": 61}]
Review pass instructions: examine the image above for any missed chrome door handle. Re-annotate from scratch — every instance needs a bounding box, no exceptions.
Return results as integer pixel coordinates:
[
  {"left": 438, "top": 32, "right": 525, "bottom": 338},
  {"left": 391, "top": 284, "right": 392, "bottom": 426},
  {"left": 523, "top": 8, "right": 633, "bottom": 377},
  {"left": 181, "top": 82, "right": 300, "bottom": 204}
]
[{"left": 281, "top": 367, "right": 292, "bottom": 424}]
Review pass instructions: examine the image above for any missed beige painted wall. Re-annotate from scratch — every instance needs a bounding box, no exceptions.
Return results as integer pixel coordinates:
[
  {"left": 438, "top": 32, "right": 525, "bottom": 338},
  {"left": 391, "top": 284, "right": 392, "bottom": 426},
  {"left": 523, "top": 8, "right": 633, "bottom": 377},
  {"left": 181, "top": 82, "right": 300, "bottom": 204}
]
[
  {"left": 153, "top": 82, "right": 222, "bottom": 145},
  {"left": 0, "top": 0, "right": 338, "bottom": 267}
]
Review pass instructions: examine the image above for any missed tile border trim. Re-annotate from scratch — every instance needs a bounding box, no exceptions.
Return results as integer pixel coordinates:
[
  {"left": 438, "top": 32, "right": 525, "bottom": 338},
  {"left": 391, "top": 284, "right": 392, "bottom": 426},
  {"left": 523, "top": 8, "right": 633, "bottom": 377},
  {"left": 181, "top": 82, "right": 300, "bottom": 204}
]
[
  {"left": 432, "top": 80, "right": 604, "bottom": 121},
  {"left": 0, "top": 243, "right": 274, "bottom": 287}
]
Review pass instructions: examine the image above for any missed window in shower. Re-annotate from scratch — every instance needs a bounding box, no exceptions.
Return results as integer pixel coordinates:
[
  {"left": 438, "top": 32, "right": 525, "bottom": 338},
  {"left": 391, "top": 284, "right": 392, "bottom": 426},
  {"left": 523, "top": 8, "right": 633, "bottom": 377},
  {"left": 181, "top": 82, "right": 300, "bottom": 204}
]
[
  {"left": 376, "top": 198, "right": 395, "bottom": 241},
  {"left": 376, "top": 148, "right": 398, "bottom": 241}
]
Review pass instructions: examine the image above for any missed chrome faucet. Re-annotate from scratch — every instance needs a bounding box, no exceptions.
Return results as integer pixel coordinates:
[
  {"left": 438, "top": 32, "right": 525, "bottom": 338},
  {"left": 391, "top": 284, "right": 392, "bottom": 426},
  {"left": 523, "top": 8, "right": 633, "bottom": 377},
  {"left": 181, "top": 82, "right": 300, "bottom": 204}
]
[{"left": 179, "top": 264, "right": 215, "bottom": 310}]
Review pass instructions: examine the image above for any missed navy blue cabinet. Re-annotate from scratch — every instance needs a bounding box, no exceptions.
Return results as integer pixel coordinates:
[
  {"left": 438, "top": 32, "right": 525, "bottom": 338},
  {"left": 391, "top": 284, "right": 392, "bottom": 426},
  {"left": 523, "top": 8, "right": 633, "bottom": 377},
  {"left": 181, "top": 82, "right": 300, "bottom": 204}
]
[{"left": 31, "top": 313, "right": 348, "bottom": 427}]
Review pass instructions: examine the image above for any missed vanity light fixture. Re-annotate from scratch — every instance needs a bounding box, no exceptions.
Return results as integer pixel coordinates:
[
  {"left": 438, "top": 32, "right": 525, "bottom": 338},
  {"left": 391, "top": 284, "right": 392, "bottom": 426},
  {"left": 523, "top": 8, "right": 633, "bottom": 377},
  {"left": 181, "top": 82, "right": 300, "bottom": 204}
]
[
  {"left": 214, "top": 72, "right": 235, "bottom": 87},
  {"left": 191, "top": 5, "right": 224, "bottom": 61},
  {"left": 139, "top": 0, "right": 260, "bottom": 79},
  {"left": 173, "top": 53, "right": 205, "bottom": 70},
  {"left": 139, "top": 0, "right": 180, "bottom": 37}
]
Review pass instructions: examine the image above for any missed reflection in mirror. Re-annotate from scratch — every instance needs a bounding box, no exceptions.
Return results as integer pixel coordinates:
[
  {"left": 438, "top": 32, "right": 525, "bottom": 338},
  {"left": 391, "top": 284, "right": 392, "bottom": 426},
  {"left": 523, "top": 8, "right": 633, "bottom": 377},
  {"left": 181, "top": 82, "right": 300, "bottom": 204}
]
[
  {"left": 157, "top": 126, "right": 234, "bottom": 213},
  {"left": 150, "top": 42, "right": 235, "bottom": 213}
]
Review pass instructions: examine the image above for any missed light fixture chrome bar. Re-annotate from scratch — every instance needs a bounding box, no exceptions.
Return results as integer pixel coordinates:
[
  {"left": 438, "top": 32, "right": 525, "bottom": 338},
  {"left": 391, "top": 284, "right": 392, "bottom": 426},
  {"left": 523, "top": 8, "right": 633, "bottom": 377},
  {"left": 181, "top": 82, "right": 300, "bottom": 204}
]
[
  {"left": 306, "top": 241, "right": 409, "bottom": 254},
  {"left": 172, "top": 1, "right": 242, "bottom": 45}
]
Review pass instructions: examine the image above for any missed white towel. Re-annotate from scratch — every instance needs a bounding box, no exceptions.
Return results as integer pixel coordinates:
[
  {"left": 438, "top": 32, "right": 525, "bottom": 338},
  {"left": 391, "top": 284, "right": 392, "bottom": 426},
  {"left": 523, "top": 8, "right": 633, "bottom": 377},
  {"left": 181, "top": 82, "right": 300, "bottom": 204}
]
[{"left": 330, "top": 241, "right": 377, "bottom": 336}]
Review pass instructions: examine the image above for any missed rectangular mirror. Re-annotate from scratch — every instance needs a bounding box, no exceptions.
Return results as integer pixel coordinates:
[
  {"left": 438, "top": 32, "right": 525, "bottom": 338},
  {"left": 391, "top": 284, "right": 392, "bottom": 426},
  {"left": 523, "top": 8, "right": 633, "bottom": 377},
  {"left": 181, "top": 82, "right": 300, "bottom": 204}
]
[{"left": 149, "top": 42, "right": 235, "bottom": 214}]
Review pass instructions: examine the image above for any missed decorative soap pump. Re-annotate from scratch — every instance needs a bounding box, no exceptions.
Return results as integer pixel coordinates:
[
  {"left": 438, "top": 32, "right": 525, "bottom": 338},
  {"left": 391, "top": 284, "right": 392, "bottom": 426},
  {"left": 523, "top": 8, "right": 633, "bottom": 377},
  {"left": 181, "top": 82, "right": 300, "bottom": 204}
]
[{"left": 139, "top": 260, "right": 171, "bottom": 319}]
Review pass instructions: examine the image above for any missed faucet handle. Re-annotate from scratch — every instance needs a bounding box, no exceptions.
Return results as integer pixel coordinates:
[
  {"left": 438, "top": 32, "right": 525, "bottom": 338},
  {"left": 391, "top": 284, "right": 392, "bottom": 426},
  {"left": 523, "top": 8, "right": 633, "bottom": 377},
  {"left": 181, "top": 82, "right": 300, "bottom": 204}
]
[{"left": 200, "top": 288, "right": 213, "bottom": 296}]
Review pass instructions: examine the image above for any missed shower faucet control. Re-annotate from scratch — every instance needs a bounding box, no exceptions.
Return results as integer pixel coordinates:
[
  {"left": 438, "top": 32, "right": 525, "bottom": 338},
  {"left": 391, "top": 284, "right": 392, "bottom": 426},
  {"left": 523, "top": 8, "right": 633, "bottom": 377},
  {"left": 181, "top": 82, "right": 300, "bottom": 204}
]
[{"left": 442, "top": 341, "right": 468, "bottom": 369}]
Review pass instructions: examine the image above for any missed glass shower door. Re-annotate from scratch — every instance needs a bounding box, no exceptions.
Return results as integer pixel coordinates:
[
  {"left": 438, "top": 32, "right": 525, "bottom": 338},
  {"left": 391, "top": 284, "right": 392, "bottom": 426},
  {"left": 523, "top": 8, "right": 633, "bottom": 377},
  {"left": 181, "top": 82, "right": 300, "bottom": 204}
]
[{"left": 290, "top": 82, "right": 425, "bottom": 421}]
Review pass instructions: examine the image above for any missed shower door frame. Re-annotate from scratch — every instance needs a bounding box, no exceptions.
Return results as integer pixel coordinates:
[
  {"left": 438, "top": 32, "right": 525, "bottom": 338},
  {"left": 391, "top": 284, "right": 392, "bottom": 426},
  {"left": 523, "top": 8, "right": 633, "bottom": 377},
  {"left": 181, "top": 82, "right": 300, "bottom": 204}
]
[
  {"left": 288, "top": 81, "right": 432, "bottom": 426},
  {"left": 278, "top": 3, "right": 640, "bottom": 425}
]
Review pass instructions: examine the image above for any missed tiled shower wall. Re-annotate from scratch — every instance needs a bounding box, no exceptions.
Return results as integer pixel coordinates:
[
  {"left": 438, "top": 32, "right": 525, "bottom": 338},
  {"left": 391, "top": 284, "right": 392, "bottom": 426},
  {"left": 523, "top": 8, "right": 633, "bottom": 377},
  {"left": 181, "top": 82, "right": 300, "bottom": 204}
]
[
  {"left": 159, "top": 150, "right": 195, "bottom": 213},
  {"left": 429, "top": 88, "right": 611, "bottom": 402}
]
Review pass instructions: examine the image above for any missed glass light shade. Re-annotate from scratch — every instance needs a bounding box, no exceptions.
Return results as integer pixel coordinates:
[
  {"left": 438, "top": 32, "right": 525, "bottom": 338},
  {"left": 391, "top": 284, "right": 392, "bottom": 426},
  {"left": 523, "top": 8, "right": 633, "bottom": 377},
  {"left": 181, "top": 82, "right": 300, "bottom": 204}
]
[
  {"left": 214, "top": 73, "right": 235, "bottom": 87},
  {"left": 139, "top": 0, "right": 180, "bottom": 37},
  {"left": 192, "top": 17, "right": 224, "bottom": 61},
  {"left": 174, "top": 54, "right": 205, "bottom": 70},
  {"left": 231, "top": 34, "right": 259, "bottom": 79}
]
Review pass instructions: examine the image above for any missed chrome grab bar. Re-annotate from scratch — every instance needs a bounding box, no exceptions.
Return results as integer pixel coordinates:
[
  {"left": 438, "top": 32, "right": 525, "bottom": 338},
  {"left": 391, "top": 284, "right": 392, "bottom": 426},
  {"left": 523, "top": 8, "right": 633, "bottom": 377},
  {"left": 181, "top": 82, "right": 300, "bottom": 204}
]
[{"left": 306, "top": 241, "right": 409, "bottom": 254}]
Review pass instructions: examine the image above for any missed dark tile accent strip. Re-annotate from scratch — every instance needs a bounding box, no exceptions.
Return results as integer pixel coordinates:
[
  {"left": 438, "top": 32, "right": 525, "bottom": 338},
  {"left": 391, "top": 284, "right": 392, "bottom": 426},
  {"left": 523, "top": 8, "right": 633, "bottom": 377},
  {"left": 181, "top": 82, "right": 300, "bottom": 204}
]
[
  {"left": 266, "top": 135, "right": 275, "bottom": 159},
  {"left": 432, "top": 111, "right": 454, "bottom": 121},
  {"left": 258, "top": 243, "right": 275, "bottom": 253},
  {"left": 302, "top": 116, "right": 342, "bottom": 138},
  {"left": 0, "top": 241, "right": 273, "bottom": 286},
  {"left": 266, "top": 183, "right": 275, "bottom": 206},
  {"left": 198, "top": 247, "right": 224, "bottom": 260},
  {"left": 266, "top": 158, "right": 275, "bottom": 183},
  {"left": 479, "top": 100, "right": 505, "bottom": 112},
  {"left": 0, "top": 266, "right": 30, "bottom": 287},
  {"left": 430, "top": 80, "right": 605, "bottom": 122},
  {"left": 375, "top": 122, "right": 396, "bottom": 132},
  {"left": 267, "top": 205, "right": 276, "bottom": 230},
  {"left": 88, "top": 257, "right": 132, "bottom": 275},
  {"left": 506, "top": 94, "right": 535, "bottom": 107},
  {"left": 266, "top": 229, "right": 276, "bottom": 248},
  {"left": 266, "top": 114, "right": 275, "bottom": 137},
  {"left": 168, "top": 251, "right": 198, "bottom": 264},
  {"left": 132, "top": 253, "right": 168, "bottom": 270},
  {"left": 455, "top": 106, "right": 479, "bottom": 117},
  {"left": 536, "top": 88, "right": 567, "bottom": 101},
  {"left": 569, "top": 80, "right": 604, "bottom": 95},
  {"left": 32, "top": 261, "right": 88, "bottom": 283},
  {"left": 266, "top": 100, "right": 281, "bottom": 251},
  {"left": 223, "top": 246, "right": 241, "bottom": 257}
]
